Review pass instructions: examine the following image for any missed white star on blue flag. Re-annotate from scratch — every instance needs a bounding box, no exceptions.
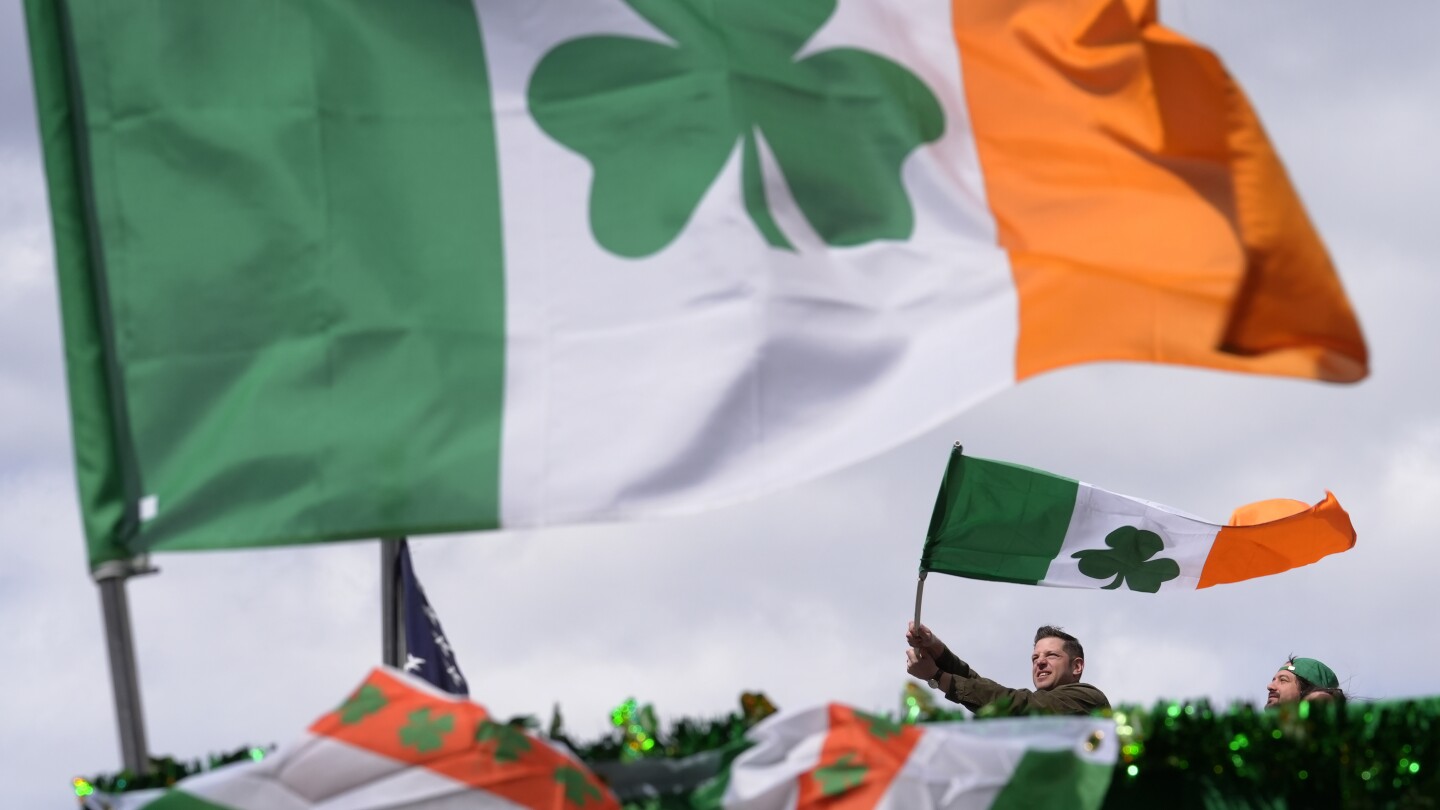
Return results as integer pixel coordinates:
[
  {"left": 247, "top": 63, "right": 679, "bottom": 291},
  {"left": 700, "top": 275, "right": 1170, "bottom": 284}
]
[{"left": 398, "top": 541, "right": 469, "bottom": 696}]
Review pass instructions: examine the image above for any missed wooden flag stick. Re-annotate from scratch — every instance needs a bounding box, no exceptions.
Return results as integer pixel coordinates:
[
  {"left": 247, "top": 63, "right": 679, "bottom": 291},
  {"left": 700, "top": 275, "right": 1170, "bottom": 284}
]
[{"left": 913, "top": 571, "right": 927, "bottom": 630}]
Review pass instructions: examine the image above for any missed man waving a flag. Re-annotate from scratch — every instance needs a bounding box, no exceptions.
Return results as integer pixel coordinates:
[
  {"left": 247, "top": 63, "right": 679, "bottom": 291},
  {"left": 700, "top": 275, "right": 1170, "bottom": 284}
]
[{"left": 905, "top": 622, "right": 1110, "bottom": 716}]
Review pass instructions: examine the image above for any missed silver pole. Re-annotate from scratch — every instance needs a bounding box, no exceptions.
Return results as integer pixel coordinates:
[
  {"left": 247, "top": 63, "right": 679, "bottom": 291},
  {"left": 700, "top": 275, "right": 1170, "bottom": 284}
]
[
  {"left": 381, "top": 538, "right": 404, "bottom": 667},
  {"left": 93, "top": 558, "right": 156, "bottom": 776}
]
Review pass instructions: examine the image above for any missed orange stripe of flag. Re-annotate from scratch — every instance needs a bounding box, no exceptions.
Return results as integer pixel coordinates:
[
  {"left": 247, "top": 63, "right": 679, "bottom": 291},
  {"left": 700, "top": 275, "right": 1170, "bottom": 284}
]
[
  {"left": 1197, "top": 492, "right": 1355, "bottom": 589},
  {"left": 950, "top": 0, "right": 1366, "bottom": 383},
  {"left": 796, "top": 705, "right": 924, "bottom": 809},
  {"left": 310, "top": 668, "right": 488, "bottom": 762},
  {"left": 312, "top": 669, "right": 619, "bottom": 810}
]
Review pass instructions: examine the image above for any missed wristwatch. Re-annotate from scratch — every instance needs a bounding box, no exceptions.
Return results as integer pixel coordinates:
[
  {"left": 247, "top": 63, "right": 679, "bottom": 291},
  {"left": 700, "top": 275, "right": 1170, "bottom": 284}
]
[{"left": 927, "top": 672, "right": 944, "bottom": 690}]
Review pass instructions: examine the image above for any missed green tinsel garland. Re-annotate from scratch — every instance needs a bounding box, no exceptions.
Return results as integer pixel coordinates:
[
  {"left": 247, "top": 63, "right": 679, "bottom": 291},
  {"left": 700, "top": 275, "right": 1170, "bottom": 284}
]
[
  {"left": 1097, "top": 697, "right": 1440, "bottom": 809},
  {"left": 565, "top": 693, "right": 1440, "bottom": 809},
  {"left": 77, "top": 694, "right": 1440, "bottom": 808},
  {"left": 74, "top": 746, "right": 273, "bottom": 797}
]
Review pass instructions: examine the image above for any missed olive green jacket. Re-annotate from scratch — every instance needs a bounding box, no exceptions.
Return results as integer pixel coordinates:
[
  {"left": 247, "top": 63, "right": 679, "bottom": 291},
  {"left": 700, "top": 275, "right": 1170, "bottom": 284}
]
[{"left": 934, "top": 648, "right": 1110, "bottom": 716}]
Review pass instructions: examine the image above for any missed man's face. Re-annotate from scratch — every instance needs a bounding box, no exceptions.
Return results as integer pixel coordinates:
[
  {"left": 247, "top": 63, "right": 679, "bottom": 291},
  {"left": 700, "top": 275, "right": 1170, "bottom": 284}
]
[
  {"left": 1266, "top": 668, "right": 1302, "bottom": 707},
  {"left": 1032, "top": 637, "right": 1082, "bottom": 690}
]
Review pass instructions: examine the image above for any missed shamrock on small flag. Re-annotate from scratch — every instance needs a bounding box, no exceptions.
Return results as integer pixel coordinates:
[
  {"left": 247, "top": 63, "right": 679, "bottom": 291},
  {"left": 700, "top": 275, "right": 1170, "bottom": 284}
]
[{"left": 399, "top": 708, "right": 455, "bottom": 754}]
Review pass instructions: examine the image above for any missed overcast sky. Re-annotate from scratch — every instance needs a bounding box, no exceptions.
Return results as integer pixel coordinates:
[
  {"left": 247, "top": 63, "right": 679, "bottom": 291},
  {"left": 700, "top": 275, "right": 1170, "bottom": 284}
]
[{"left": 3, "top": 2, "right": 1439, "bottom": 807}]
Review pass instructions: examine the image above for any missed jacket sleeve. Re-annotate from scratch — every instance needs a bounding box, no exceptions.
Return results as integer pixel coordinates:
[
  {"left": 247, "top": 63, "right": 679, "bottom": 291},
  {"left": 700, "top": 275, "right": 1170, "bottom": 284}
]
[
  {"left": 934, "top": 647, "right": 975, "bottom": 679},
  {"left": 951, "top": 681, "right": 1108, "bottom": 715}
]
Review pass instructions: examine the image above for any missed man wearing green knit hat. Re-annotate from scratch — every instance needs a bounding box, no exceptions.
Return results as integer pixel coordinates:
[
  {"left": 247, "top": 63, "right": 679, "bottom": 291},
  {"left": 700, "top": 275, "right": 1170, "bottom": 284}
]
[{"left": 1266, "top": 657, "right": 1344, "bottom": 706}]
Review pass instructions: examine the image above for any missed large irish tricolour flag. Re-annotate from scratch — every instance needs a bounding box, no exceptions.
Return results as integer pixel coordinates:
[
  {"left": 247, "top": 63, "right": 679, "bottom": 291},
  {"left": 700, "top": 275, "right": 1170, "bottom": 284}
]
[{"left": 25, "top": 0, "right": 1367, "bottom": 567}]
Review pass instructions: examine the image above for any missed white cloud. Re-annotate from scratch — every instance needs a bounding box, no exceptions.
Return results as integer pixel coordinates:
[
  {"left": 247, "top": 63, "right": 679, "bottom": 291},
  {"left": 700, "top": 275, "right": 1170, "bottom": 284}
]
[
  {"left": 1375, "top": 422, "right": 1440, "bottom": 536},
  {"left": 0, "top": 472, "right": 120, "bottom": 806},
  {"left": 0, "top": 151, "right": 69, "bottom": 479}
]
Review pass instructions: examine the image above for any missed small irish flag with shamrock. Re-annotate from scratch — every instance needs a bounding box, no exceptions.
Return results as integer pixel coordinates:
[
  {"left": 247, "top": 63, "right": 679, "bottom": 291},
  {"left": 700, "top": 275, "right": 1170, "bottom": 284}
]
[
  {"left": 90, "top": 668, "right": 618, "bottom": 810},
  {"left": 705, "top": 704, "right": 1115, "bottom": 809},
  {"left": 920, "top": 448, "right": 1355, "bottom": 592}
]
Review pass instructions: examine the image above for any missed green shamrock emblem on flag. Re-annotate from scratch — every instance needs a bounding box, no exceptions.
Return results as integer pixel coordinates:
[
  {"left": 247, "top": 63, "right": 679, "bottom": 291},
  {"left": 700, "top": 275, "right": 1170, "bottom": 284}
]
[
  {"left": 337, "top": 684, "right": 387, "bottom": 725},
  {"left": 528, "top": 0, "right": 945, "bottom": 258},
  {"left": 399, "top": 708, "right": 455, "bottom": 753},
  {"left": 814, "top": 752, "right": 868, "bottom": 796},
  {"left": 855, "top": 709, "right": 904, "bottom": 740},
  {"left": 476, "top": 719, "right": 534, "bottom": 763},
  {"left": 1071, "top": 526, "right": 1181, "bottom": 593},
  {"left": 554, "top": 765, "right": 605, "bottom": 807}
]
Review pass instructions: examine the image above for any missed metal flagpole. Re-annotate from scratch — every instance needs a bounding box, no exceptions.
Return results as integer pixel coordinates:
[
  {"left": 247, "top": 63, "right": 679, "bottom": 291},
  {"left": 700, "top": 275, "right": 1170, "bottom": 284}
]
[
  {"left": 93, "top": 557, "right": 157, "bottom": 776},
  {"left": 380, "top": 538, "right": 405, "bottom": 667}
]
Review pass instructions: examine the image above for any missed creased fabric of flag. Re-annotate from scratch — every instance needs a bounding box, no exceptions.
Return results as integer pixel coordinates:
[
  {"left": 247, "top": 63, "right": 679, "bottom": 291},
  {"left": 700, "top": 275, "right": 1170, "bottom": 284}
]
[
  {"left": 921, "top": 449, "right": 1356, "bottom": 591},
  {"left": 702, "top": 704, "right": 1115, "bottom": 809},
  {"left": 82, "top": 668, "right": 618, "bottom": 810},
  {"left": 23, "top": 0, "right": 1368, "bottom": 567}
]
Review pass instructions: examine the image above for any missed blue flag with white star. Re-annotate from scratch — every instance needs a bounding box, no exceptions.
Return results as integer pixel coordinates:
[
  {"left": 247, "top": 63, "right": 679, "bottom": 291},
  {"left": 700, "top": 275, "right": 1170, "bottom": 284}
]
[{"left": 399, "top": 540, "right": 468, "bottom": 696}]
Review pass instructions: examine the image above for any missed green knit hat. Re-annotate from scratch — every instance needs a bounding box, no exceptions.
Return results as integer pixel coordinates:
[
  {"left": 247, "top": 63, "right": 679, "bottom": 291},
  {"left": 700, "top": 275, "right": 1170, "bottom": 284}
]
[{"left": 1284, "top": 658, "right": 1339, "bottom": 690}]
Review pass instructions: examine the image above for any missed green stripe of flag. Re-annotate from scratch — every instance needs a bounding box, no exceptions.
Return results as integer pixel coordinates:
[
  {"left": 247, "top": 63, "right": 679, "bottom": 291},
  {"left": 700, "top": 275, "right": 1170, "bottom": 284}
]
[
  {"left": 25, "top": 0, "right": 137, "bottom": 567},
  {"left": 26, "top": 0, "right": 507, "bottom": 566},
  {"left": 920, "top": 450, "right": 1079, "bottom": 585},
  {"left": 988, "top": 748, "right": 1114, "bottom": 810},
  {"left": 137, "top": 790, "right": 236, "bottom": 810}
]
